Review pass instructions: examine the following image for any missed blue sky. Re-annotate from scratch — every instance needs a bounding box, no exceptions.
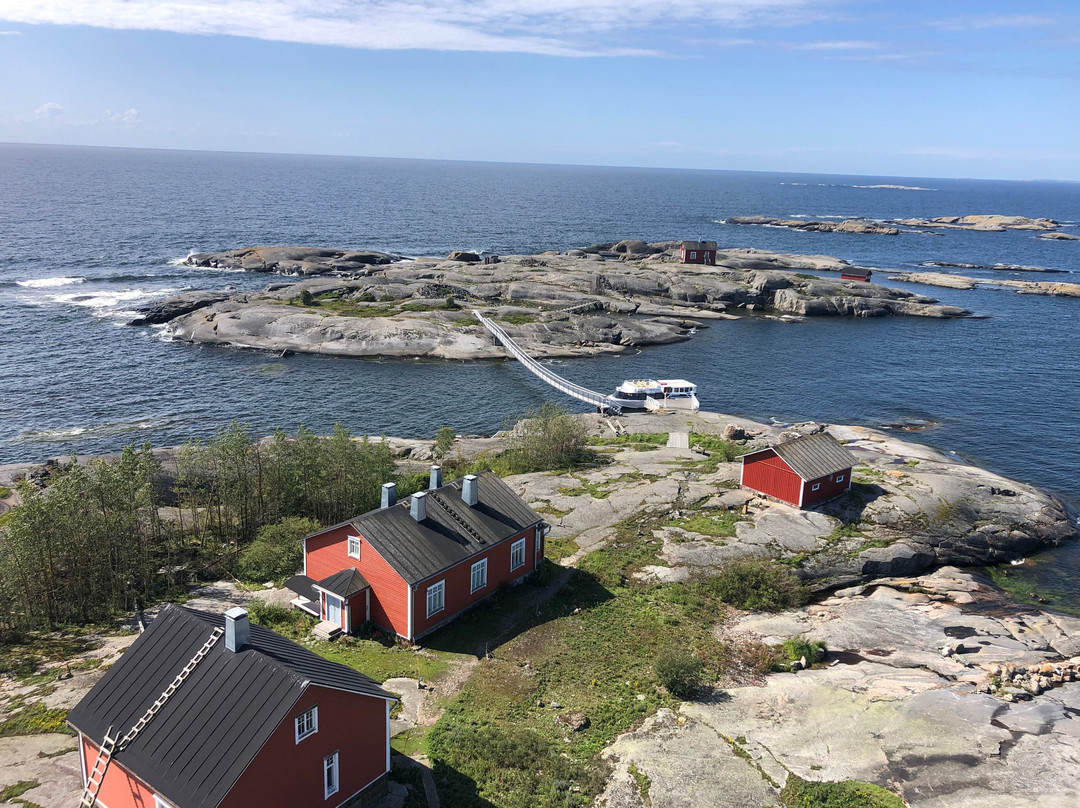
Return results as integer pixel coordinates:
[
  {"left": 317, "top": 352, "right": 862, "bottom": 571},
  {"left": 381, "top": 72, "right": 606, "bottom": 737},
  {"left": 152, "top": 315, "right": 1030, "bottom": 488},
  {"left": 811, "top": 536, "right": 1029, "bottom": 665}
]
[{"left": 1, "top": 1, "right": 1078, "bottom": 180}]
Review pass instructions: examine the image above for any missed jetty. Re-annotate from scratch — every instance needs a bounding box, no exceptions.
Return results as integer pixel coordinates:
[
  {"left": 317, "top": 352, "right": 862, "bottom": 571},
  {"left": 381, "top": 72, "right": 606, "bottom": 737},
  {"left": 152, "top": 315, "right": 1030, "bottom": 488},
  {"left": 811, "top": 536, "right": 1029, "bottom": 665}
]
[{"left": 474, "top": 310, "right": 622, "bottom": 414}]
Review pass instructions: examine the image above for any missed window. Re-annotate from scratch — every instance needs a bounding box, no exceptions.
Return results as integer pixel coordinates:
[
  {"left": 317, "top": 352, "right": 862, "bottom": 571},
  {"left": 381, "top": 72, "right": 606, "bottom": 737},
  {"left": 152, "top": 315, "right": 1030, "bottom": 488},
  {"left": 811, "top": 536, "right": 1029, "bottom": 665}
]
[
  {"left": 295, "top": 705, "right": 318, "bottom": 743},
  {"left": 690, "top": 251, "right": 697, "bottom": 259},
  {"left": 470, "top": 559, "right": 488, "bottom": 593},
  {"left": 426, "top": 580, "right": 445, "bottom": 617},
  {"left": 811, "top": 483, "right": 821, "bottom": 492},
  {"left": 347, "top": 536, "right": 361, "bottom": 559},
  {"left": 510, "top": 538, "right": 525, "bottom": 571},
  {"left": 324, "top": 752, "right": 339, "bottom": 799},
  {"left": 835, "top": 475, "right": 845, "bottom": 483}
]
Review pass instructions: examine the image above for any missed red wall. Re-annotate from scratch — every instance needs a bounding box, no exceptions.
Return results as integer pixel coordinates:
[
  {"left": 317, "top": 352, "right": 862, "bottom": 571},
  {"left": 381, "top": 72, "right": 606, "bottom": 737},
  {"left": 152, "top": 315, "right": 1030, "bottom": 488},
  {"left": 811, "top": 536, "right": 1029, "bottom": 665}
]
[
  {"left": 221, "top": 685, "right": 388, "bottom": 808},
  {"left": 801, "top": 469, "right": 851, "bottom": 507},
  {"left": 679, "top": 248, "right": 715, "bottom": 265},
  {"left": 306, "top": 525, "right": 410, "bottom": 638},
  {"left": 411, "top": 527, "right": 538, "bottom": 638},
  {"left": 741, "top": 450, "right": 804, "bottom": 507},
  {"left": 80, "top": 734, "right": 161, "bottom": 808}
]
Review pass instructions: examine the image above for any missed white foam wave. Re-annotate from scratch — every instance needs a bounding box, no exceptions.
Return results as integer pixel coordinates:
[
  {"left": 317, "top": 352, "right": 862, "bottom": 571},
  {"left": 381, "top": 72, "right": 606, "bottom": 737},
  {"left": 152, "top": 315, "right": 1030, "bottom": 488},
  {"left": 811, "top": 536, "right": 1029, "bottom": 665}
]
[
  {"left": 19, "top": 418, "right": 160, "bottom": 443},
  {"left": 16, "top": 276, "right": 86, "bottom": 289},
  {"left": 52, "top": 288, "right": 162, "bottom": 310}
]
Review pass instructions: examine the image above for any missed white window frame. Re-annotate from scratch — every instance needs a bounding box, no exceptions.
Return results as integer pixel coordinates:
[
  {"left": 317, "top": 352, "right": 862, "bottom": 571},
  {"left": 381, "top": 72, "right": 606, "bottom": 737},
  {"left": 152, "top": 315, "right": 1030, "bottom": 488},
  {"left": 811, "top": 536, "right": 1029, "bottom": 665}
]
[
  {"left": 324, "top": 752, "right": 339, "bottom": 799},
  {"left": 690, "top": 251, "right": 697, "bottom": 259},
  {"left": 347, "top": 535, "right": 361, "bottom": 560},
  {"left": 426, "top": 580, "right": 445, "bottom": 617},
  {"left": 295, "top": 705, "right": 318, "bottom": 743},
  {"left": 811, "top": 483, "right": 821, "bottom": 492},
  {"left": 470, "top": 558, "right": 488, "bottom": 593},
  {"left": 835, "top": 474, "right": 845, "bottom": 483},
  {"left": 510, "top": 538, "right": 525, "bottom": 571}
]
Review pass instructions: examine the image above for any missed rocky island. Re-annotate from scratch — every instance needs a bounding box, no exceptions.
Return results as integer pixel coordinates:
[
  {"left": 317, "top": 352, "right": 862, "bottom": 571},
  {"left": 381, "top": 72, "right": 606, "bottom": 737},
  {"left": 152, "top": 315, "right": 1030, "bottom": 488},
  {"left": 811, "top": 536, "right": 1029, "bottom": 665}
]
[
  {"left": 726, "top": 213, "right": 1068, "bottom": 235},
  {"left": 133, "top": 242, "right": 971, "bottom": 359}
]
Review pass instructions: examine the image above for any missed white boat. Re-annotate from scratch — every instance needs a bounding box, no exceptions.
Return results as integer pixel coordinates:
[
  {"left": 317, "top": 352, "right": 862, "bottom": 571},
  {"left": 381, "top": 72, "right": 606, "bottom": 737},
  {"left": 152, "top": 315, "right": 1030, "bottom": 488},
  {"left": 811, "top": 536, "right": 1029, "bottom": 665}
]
[{"left": 610, "top": 379, "right": 699, "bottom": 411}]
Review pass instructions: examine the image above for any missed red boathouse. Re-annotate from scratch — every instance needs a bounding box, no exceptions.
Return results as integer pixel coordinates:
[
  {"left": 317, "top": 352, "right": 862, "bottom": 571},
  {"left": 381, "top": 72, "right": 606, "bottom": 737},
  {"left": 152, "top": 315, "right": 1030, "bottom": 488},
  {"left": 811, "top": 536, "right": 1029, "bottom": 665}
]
[
  {"left": 841, "top": 268, "right": 873, "bottom": 282},
  {"left": 67, "top": 605, "right": 395, "bottom": 808},
  {"left": 739, "top": 432, "right": 857, "bottom": 508},
  {"left": 289, "top": 468, "right": 547, "bottom": 642},
  {"left": 679, "top": 240, "right": 717, "bottom": 265}
]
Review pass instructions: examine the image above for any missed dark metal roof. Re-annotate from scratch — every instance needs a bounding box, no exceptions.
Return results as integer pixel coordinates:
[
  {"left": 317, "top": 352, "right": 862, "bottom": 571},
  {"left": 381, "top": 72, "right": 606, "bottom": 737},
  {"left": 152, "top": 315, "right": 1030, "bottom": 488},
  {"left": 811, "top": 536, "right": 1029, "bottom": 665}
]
[
  {"left": 317, "top": 568, "right": 369, "bottom": 599},
  {"left": 67, "top": 604, "right": 392, "bottom": 808},
  {"left": 284, "top": 574, "right": 317, "bottom": 602},
  {"left": 771, "top": 432, "right": 857, "bottom": 481},
  {"left": 681, "top": 240, "right": 718, "bottom": 250},
  {"left": 352, "top": 470, "right": 543, "bottom": 584}
]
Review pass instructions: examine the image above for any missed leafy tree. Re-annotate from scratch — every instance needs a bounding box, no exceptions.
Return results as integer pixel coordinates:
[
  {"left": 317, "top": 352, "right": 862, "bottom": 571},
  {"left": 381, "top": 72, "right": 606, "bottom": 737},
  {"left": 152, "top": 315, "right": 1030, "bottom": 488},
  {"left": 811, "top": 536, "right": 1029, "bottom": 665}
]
[
  {"left": 433, "top": 426, "right": 455, "bottom": 459},
  {"left": 238, "top": 517, "right": 319, "bottom": 582},
  {"left": 502, "top": 403, "right": 590, "bottom": 473}
]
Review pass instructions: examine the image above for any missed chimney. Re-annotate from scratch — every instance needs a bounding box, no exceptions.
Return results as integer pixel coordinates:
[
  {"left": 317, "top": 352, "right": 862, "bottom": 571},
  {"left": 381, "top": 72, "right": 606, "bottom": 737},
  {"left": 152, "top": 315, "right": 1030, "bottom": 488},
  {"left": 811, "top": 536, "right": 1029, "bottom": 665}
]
[
  {"left": 410, "top": 491, "right": 427, "bottom": 522},
  {"left": 381, "top": 482, "right": 397, "bottom": 509},
  {"left": 429, "top": 465, "right": 443, "bottom": 491},
  {"left": 462, "top": 474, "right": 478, "bottom": 507},
  {"left": 224, "top": 607, "right": 250, "bottom": 653}
]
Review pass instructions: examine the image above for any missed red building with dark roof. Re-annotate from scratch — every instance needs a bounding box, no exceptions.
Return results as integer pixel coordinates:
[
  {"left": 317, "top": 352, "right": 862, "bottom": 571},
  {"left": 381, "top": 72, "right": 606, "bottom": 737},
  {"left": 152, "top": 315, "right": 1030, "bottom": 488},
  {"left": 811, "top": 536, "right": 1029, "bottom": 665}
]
[
  {"left": 739, "top": 432, "right": 857, "bottom": 508},
  {"left": 67, "top": 605, "right": 395, "bottom": 808},
  {"left": 288, "top": 468, "right": 547, "bottom": 642},
  {"left": 679, "top": 240, "right": 717, "bottom": 265}
]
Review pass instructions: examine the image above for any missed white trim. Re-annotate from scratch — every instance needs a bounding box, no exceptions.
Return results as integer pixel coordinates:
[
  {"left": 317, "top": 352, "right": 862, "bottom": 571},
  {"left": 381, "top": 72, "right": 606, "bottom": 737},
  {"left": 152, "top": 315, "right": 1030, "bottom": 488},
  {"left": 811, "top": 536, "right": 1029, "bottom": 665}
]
[
  {"left": 155, "top": 796, "right": 174, "bottom": 808},
  {"left": 510, "top": 538, "right": 526, "bottom": 571},
  {"left": 302, "top": 536, "right": 308, "bottom": 576},
  {"left": 295, "top": 705, "right": 318, "bottom": 743},
  {"left": 811, "top": 482, "right": 821, "bottom": 492},
  {"left": 347, "top": 535, "right": 361, "bottom": 560},
  {"left": 426, "top": 580, "right": 445, "bottom": 617},
  {"left": 407, "top": 584, "right": 415, "bottom": 641},
  {"left": 78, "top": 731, "right": 87, "bottom": 788},
  {"left": 798, "top": 480, "right": 804, "bottom": 508},
  {"left": 835, "top": 474, "right": 845, "bottom": 483},
  {"left": 470, "top": 558, "right": 488, "bottom": 593},
  {"left": 324, "top": 751, "right": 339, "bottom": 799}
]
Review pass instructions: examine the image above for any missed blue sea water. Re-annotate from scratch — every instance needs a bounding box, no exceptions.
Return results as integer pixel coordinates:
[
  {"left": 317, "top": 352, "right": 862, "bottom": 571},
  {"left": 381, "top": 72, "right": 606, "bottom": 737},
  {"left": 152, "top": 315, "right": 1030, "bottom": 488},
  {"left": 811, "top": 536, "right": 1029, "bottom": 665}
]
[{"left": 1, "top": 142, "right": 1079, "bottom": 519}]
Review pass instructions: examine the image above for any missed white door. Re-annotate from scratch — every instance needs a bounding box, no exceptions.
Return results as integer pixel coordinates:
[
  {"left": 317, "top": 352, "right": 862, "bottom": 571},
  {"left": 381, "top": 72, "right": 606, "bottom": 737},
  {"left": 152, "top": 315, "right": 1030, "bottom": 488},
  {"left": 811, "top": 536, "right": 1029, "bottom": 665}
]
[{"left": 325, "top": 594, "right": 342, "bottom": 626}]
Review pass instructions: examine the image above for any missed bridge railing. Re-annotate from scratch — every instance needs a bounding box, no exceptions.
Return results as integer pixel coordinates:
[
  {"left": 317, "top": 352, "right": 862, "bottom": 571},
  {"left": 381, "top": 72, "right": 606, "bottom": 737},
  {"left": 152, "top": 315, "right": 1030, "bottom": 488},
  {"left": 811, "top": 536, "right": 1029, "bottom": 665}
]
[{"left": 474, "top": 310, "right": 620, "bottom": 414}]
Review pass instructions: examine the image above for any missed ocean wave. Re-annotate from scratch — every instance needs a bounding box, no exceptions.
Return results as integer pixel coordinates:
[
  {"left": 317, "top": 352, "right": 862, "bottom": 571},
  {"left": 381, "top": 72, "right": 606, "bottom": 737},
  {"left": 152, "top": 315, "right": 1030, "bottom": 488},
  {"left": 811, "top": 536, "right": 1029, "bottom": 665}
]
[
  {"left": 15, "top": 276, "right": 86, "bottom": 289},
  {"left": 167, "top": 250, "right": 198, "bottom": 266},
  {"left": 851, "top": 184, "right": 936, "bottom": 191},
  {"left": 17, "top": 418, "right": 160, "bottom": 443}
]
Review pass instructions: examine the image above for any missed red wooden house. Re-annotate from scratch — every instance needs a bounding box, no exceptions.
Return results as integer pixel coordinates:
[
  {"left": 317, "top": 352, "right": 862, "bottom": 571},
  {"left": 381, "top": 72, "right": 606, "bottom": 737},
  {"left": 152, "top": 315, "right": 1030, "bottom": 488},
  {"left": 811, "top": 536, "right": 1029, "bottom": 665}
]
[
  {"left": 739, "top": 432, "right": 857, "bottom": 508},
  {"left": 67, "top": 605, "right": 395, "bottom": 808},
  {"left": 679, "top": 240, "right": 717, "bottom": 265},
  {"left": 841, "top": 268, "right": 873, "bottom": 282},
  {"left": 288, "top": 468, "right": 546, "bottom": 642}
]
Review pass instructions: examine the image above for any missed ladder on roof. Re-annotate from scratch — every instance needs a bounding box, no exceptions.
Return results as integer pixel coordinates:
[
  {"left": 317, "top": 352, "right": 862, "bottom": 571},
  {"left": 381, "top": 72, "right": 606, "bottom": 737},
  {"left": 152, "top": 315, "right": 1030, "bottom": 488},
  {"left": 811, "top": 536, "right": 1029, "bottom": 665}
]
[
  {"left": 78, "top": 726, "right": 115, "bottom": 808},
  {"left": 78, "top": 626, "right": 224, "bottom": 808},
  {"left": 429, "top": 492, "right": 488, "bottom": 545}
]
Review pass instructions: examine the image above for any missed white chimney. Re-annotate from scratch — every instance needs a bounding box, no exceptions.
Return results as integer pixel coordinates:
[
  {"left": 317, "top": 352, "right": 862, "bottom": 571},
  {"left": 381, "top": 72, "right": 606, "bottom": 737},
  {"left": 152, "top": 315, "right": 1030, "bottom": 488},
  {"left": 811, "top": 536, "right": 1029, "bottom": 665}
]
[
  {"left": 224, "top": 607, "right": 250, "bottom": 653},
  {"left": 410, "top": 491, "right": 427, "bottom": 522},
  {"left": 429, "top": 465, "right": 443, "bottom": 491},
  {"left": 462, "top": 474, "right": 478, "bottom": 507},
  {"left": 381, "top": 482, "right": 397, "bottom": 509}
]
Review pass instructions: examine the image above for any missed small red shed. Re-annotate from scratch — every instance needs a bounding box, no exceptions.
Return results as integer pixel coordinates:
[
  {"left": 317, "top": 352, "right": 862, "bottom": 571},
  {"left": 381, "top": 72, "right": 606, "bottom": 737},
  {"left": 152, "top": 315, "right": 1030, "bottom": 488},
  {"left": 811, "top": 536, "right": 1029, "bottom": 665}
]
[
  {"left": 67, "top": 605, "right": 395, "bottom": 808},
  {"left": 679, "top": 240, "right": 717, "bottom": 265},
  {"left": 739, "top": 432, "right": 857, "bottom": 508},
  {"left": 841, "top": 268, "right": 872, "bottom": 282},
  {"left": 291, "top": 468, "right": 547, "bottom": 642}
]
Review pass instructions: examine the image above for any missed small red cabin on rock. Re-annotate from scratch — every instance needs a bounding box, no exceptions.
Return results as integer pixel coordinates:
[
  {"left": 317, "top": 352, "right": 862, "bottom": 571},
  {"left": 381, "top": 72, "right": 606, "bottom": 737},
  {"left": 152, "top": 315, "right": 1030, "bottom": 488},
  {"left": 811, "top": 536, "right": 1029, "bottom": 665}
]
[
  {"left": 740, "top": 432, "right": 857, "bottom": 508},
  {"left": 67, "top": 605, "right": 395, "bottom": 808},
  {"left": 841, "top": 268, "right": 872, "bottom": 282},
  {"left": 289, "top": 468, "right": 546, "bottom": 642},
  {"left": 680, "top": 240, "right": 717, "bottom": 265}
]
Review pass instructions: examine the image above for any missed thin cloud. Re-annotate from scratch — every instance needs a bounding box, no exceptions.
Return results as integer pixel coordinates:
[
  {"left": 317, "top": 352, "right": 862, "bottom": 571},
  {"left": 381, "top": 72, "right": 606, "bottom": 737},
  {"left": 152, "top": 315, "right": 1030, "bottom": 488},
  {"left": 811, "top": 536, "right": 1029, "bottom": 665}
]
[
  {"left": 34, "top": 101, "right": 63, "bottom": 119},
  {"left": 107, "top": 108, "right": 141, "bottom": 125},
  {"left": 929, "top": 14, "right": 1055, "bottom": 32},
  {"left": 0, "top": 29, "right": 23, "bottom": 35},
  {"left": 783, "top": 39, "right": 880, "bottom": 50},
  {"left": 0, "top": 0, "right": 836, "bottom": 56}
]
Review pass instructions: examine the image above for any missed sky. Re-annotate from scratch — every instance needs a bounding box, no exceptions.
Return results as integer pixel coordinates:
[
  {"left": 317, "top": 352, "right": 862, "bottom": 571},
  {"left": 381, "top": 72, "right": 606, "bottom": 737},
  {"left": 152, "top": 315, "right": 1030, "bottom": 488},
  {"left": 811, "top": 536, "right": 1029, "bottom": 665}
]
[{"left": 1, "top": 1, "right": 1078, "bottom": 180}]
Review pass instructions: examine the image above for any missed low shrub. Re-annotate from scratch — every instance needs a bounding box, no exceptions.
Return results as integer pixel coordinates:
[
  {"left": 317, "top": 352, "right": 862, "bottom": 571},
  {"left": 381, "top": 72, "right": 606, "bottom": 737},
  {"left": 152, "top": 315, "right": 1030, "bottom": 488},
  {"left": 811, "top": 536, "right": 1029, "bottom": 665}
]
[
  {"left": 697, "top": 557, "right": 807, "bottom": 612},
  {"left": 237, "top": 516, "right": 319, "bottom": 582},
  {"left": 655, "top": 647, "right": 704, "bottom": 698},
  {"left": 780, "top": 773, "right": 906, "bottom": 808},
  {"left": 778, "top": 637, "right": 828, "bottom": 669}
]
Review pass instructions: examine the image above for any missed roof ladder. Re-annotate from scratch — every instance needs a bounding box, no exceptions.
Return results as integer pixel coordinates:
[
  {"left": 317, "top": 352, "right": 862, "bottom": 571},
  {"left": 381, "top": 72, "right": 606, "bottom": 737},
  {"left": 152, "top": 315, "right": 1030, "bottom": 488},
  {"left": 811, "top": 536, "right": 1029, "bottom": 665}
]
[
  {"left": 429, "top": 492, "right": 489, "bottom": 545},
  {"left": 78, "top": 626, "right": 224, "bottom": 808},
  {"left": 78, "top": 726, "right": 115, "bottom": 808}
]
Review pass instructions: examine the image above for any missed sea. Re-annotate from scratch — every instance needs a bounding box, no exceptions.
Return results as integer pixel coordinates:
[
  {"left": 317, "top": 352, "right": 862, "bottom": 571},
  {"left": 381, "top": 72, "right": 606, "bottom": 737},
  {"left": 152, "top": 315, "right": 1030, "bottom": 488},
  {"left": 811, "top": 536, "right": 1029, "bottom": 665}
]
[{"left": 1, "top": 143, "right": 1078, "bottom": 597}]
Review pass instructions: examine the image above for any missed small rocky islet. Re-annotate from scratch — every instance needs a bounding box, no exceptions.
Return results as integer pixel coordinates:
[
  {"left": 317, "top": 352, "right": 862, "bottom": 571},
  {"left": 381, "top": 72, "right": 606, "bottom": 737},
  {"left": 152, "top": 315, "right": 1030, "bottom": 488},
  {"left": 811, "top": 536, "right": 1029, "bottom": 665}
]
[{"left": 133, "top": 241, "right": 973, "bottom": 359}]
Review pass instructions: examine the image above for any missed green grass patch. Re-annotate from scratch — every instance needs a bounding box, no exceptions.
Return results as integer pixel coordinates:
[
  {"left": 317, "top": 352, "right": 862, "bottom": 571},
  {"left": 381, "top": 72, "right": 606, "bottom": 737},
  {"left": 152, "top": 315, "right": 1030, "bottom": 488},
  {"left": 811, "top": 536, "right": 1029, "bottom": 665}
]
[
  {"left": 824, "top": 520, "right": 866, "bottom": 542},
  {"left": 665, "top": 510, "right": 745, "bottom": 540},
  {"left": 628, "top": 764, "right": 652, "bottom": 806},
  {"left": 544, "top": 534, "right": 580, "bottom": 560},
  {"left": 0, "top": 632, "right": 100, "bottom": 679},
  {"left": 0, "top": 703, "right": 72, "bottom": 738},
  {"left": 453, "top": 317, "right": 480, "bottom": 328},
  {"left": 390, "top": 726, "right": 431, "bottom": 757},
  {"left": 587, "top": 432, "right": 668, "bottom": 448},
  {"left": 780, "top": 773, "right": 906, "bottom": 808},
  {"left": 693, "top": 558, "right": 808, "bottom": 613},
  {"left": 495, "top": 312, "right": 541, "bottom": 325},
  {"left": 0, "top": 485, "right": 12, "bottom": 498},
  {"left": 0, "top": 780, "right": 39, "bottom": 801},
  {"left": 533, "top": 503, "right": 572, "bottom": 518}
]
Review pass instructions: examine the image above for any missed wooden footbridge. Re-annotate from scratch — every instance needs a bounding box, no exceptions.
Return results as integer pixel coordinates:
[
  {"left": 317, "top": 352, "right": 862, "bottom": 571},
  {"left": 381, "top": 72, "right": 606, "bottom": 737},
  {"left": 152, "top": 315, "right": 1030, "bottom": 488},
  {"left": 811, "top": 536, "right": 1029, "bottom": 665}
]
[{"left": 474, "top": 310, "right": 622, "bottom": 415}]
